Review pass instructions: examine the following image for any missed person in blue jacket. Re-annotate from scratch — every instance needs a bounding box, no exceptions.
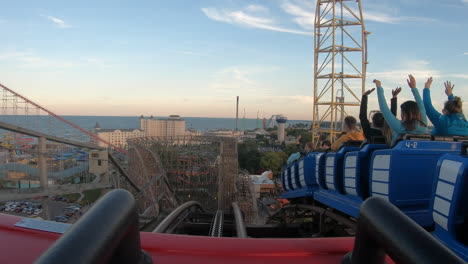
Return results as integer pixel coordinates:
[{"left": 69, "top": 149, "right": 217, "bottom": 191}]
[
  {"left": 374, "top": 75, "right": 428, "bottom": 145},
  {"left": 423, "top": 79, "right": 468, "bottom": 136}
]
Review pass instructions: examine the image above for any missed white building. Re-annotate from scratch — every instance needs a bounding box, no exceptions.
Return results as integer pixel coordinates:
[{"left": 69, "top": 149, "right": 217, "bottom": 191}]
[
  {"left": 93, "top": 115, "right": 186, "bottom": 148},
  {"left": 95, "top": 128, "right": 145, "bottom": 148},
  {"left": 139, "top": 115, "right": 186, "bottom": 137}
]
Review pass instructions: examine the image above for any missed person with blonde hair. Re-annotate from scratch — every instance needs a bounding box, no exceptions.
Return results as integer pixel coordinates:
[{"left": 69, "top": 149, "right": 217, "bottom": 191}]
[
  {"left": 423, "top": 79, "right": 468, "bottom": 136},
  {"left": 331, "top": 116, "right": 365, "bottom": 151}
]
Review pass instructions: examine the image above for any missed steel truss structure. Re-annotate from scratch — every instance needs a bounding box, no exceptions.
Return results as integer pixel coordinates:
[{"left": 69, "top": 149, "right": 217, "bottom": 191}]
[{"left": 312, "top": 0, "right": 368, "bottom": 145}]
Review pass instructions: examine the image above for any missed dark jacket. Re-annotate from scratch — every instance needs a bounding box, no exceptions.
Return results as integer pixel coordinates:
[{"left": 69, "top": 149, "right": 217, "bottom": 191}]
[
  {"left": 296, "top": 144, "right": 309, "bottom": 157},
  {"left": 360, "top": 94, "right": 397, "bottom": 142}
]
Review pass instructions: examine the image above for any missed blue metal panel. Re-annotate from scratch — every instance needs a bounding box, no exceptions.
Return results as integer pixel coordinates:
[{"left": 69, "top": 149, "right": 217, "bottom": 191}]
[
  {"left": 325, "top": 146, "right": 360, "bottom": 193},
  {"left": 370, "top": 140, "right": 462, "bottom": 227},
  {"left": 291, "top": 162, "right": 300, "bottom": 190},
  {"left": 342, "top": 144, "right": 390, "bottom": 201},
  {"left": 431, "top": 153, "right": 468, "bottom": 261}
]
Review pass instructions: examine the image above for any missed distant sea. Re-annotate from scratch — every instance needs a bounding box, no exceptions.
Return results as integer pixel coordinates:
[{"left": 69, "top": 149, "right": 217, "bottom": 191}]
[{"left": 60, "top": 116, "right": 312, "bottom": 132}]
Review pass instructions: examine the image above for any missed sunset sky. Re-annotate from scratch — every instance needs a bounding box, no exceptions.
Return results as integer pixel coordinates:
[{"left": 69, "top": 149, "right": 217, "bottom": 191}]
[{"left": 0, "top": 0, "right": 467, "bottom": 120}]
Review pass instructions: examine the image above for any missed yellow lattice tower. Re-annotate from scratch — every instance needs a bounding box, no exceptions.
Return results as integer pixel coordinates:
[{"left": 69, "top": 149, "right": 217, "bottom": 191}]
[{"left": 312, "top": 0, "right": 369, "bottom": 145}]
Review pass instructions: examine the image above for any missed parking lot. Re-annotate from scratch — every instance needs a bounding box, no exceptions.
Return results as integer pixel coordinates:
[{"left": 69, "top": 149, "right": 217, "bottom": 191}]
[{"left": 1, "top": 195, "right": 89, "bottom": 224}]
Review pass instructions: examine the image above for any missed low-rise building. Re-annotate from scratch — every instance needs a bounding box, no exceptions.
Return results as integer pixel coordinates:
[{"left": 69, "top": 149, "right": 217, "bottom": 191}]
[
  {"left": 140, "top": 115, "right": 186, "bottom": 137},
  {"left": 204, "top": 130, "right": 244, "bottom": 137},
  {"left": 95, "top": 128, "right": 145, "bottom": 148}
]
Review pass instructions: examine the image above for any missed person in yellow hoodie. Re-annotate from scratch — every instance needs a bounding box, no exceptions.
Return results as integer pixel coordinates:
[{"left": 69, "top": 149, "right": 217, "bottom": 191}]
[{"left": 331, "top": 116, "right": 365, "bottom": 151}]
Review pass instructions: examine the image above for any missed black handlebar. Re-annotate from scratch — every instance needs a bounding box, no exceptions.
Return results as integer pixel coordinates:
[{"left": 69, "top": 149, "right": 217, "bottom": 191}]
[
  {"left": 342, "top": 197, "right": 464, "bottom": 264},
  {"left": 35, "top": 189, "right": 152, "bottom": 264}
]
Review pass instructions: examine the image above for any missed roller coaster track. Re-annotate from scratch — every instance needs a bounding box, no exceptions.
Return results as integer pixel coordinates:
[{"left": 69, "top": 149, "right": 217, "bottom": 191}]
[
  {"left": 153, "top": 201, "right": 248, "bottom": 238},
  {"left": 0, "top": 82, "right": 127, "bottom": 154}
]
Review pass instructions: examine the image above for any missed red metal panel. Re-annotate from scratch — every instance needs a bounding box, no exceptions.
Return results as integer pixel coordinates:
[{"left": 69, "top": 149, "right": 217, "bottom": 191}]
[{"left": 0, "top": 213, "right": 365, "bottom": 264}]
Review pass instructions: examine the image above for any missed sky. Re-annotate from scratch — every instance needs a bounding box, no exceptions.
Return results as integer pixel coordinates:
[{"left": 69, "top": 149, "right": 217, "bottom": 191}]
[{"left": 0, "top": 0, "right": 467, "bottom": 120}]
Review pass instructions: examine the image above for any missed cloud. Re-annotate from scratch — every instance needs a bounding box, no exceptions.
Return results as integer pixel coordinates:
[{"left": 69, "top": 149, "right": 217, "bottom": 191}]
[
  {"left": 207, "top": 65, "right": 278, "bottom": 94},
  {"left": 463, "top": 0, "right": 468, "bottom": 4},
  {"left": 447, "top": 74, "right": 468, "bottom": 79},
  {"left": 281, "top": 2, "right": 315, "bottom": 30},
  {"left": 0, "top": 51, "right": 112, "bottom": 68},
  {"left": 335, "top": 3, "right": 443, "bottom": 25},
  {"left": 463, "top": 52, "right": 468, "bottom": 56},
  {"left": 43, "top": 15, "right": 71, "bottom": 28},
  {"left": 201, "top": 7, "right": 312, "bottom": 36},
  {"left": 245, "top": 4, "right": 268, "bottom": 13},
  {"left": 368, "top": 60, "right": 468, "bottom": 83}
]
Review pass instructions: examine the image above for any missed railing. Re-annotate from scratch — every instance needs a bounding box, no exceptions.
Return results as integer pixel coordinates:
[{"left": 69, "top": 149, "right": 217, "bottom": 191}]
[
  {"left": 35, "top": 189, "right": 152, "bottom": 264},
  {"left": 153, "top": 201, "right": 204, "bottom": 233},
  {"left": 232, "top": 202, "right": 247, "bottom": 238}
]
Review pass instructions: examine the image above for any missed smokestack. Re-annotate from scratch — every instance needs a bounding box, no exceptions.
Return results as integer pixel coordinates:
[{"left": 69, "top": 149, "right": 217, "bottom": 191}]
[{"left": 236, "top": 96, "right": 239, "bottom": 131}]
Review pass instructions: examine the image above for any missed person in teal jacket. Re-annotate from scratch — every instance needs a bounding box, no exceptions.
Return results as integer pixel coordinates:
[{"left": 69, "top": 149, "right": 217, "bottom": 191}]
[
  {"left": 423, "top": 79, "right": 468, "bottom": 136},
  {"left": 374, "top": 75, "right": 428, "bottom": 145}
]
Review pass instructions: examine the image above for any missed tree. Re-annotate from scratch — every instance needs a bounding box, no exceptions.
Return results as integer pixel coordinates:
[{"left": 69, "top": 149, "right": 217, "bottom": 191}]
[
  {"left": 238, "top": 139, "right": 261, "bottom": 174},
  {"left": 260, "top": 152, "right": 288, "bottom": 173},
  {"left": 284, "top": 143, "right": 298, "bottom": 156}
]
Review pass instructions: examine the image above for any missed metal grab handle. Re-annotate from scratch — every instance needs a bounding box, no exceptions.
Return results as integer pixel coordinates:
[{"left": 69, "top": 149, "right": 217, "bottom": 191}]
[
  {"left": 35, "top": 189, "right": 152, "bottom": 264},
  {"left": 342, "top": 197, "right": 464, "bottom": 264}
]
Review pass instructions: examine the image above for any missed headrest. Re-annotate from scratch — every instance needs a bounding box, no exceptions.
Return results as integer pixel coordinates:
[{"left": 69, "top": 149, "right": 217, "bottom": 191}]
[
  {"left": 370, "top": 136, "right": 386, "bottom": 144},
  {"left": 342, "top": 140, "right": 363, "bottom": 147},
  {"left": 402, "top": 134, "right": 431, "bottom": 140}
]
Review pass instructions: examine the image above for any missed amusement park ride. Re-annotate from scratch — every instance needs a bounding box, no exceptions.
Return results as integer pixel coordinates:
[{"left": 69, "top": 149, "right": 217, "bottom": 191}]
[{"left": 0, "top": 0, "right": 466, "bottom": 263}]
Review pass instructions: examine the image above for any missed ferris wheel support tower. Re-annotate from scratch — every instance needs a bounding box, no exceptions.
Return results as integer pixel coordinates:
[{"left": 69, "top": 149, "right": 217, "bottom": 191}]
[{"left": 312, "top": 0, "right": 369, "bottom": 145}]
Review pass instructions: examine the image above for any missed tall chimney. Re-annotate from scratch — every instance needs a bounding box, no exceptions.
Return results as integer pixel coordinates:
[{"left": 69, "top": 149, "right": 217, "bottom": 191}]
[{"left": 236, "top": 96, "right": 239, "bottom": 131}]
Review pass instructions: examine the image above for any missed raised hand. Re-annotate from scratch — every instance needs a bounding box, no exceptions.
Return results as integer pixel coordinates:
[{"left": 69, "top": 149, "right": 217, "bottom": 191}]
[
  {"left": 407, "top": 74, "right": 416, "bottom": 89},
  {"left": 392, "top": 87, "right": 402, "bottom": 98},
  {"left": 424, "top": 77, "right": 433, "bottom": 89},
  {"left": 444, "top": 81, "right": 454, "bottom": 96},
  {"left": 364, "top": 88, "right": 375, "bottom": 96},
  {"left": 373, "top": 79, "right": 381, "bottom": 88},
  {"left": 296, "top": 134, "right": 302, "bottom": 144}
]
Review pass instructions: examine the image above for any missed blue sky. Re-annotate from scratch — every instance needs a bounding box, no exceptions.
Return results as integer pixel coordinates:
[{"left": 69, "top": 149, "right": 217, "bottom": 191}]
[{"left": 0, "top": 0, "right": 467, "bottom": 120}]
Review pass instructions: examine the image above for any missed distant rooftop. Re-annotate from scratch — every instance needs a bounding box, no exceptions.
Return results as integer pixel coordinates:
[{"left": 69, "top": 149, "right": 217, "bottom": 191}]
[
  {"left": 96, "top": 128, "right": 144, "bottom": 133},
  {"left": 139, "top": 115, "right": 184, "bottom": 121}
]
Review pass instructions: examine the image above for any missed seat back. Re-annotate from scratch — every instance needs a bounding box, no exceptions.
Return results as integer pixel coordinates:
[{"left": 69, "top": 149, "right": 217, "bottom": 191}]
[
  {"left": 370, "top": 140, "right": 461, "bottom": 227},
  {"left": 298, "top": 154, "right": 320, "bottom": 189},
  {"left": 313, "top": 152, "right": 327, "bottom": 189},
  {"left": 325, "top": 146, "right": 360, "bottom": 193},
  {"left": 343, "top": 144, "right": 389, "bottom": 199},
  {"left": 281, "top": 166, "right": 289, "bottom": 191},
  {"left": 290, "top": 162, "right": 300, "bottom": 190},
  {"left": 431, "top": 145, "right": 468, "bottom": 261}
]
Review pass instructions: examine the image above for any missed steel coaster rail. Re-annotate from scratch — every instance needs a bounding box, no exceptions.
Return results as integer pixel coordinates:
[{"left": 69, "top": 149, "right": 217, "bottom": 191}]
[
  {"left": 342, "top": 197, "right": 464, "bottom": 264},
  {"left": 232, "top": 202, "right": 247, "bottom": 238},
  {"left": 152, "top": 201, "right": 204, "bottom": 233},
  {"left": 35, "top": 189, "right": 152, "bottom": 264},
  {"left": 210, "top": 210, "right": 224, "bottom": 237}
]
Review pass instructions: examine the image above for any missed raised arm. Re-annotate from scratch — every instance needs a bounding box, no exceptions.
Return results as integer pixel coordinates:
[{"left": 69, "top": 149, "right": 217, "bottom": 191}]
[
  {"left": 423, "top": 77, "right": 441, "bottom": 127},
  {"left": 407, "top": 74, "right": 428, "bottom": 125},
  {"left": 391, "top": 87, "right": 401, "bottom": 116},
  {"left": 445, "top": 81, "right": 455, "bottom": 101},
  {"left": 359, "top": 89, "right": 375, "bottom": 140},
  {"left": 374, "top": 80, "right": 401, "bottom": 132}
]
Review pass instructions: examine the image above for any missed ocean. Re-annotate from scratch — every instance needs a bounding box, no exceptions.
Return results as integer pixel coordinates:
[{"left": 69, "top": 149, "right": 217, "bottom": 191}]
[{"left": 59, "top": 116, "right": 312, "bottom": 132}]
